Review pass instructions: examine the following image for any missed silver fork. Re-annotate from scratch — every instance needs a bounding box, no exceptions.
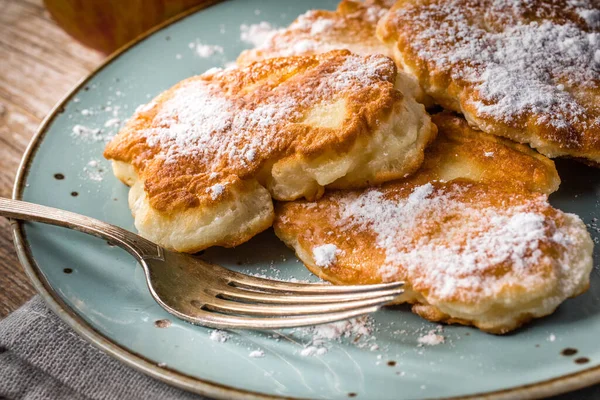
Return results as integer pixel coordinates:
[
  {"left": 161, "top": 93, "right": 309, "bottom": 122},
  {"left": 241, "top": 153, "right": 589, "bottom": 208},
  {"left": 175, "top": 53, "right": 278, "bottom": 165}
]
[{"left": 1, "top": 198, "right": 403, "bottom": 329}]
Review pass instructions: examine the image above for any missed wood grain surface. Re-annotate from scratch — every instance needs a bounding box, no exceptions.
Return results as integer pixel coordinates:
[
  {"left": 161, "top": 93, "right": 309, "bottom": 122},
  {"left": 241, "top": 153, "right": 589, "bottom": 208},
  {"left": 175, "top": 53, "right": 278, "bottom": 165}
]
[{"left": 0, "top": 0, "right": 104, "bottom": 317}]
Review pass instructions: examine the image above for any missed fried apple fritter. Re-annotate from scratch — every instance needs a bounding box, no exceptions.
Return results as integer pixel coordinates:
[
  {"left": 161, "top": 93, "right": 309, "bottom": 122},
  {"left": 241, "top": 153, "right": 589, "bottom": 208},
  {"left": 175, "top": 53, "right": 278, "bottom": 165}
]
[
  {"left": 104, "top": 50, "right": 435, "bottom": 252},
  {"left": 274, "top": 114, "right": 592, "bottom": 334},
  {"left": 238, "top": 0, "right": 430, "bottom": 104},
  {"left": 378, "top": 0, "right": 600, "bottom": 164}
]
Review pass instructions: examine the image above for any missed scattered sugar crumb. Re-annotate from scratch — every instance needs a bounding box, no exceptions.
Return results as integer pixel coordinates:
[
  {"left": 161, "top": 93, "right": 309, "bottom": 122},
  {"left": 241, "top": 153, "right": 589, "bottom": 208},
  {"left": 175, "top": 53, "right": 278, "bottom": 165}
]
[
  {"left": 190, "top": 41, "right": 224, "bottom": 58},
  {"left": 240, "top": 21, "right": 280, "bottom": 47},
  {"left": 311, "top": 316, "right": 372, "bottom": 340},
  {"left": 209, "top": 330, "right": 230, "bottom": 343},
  {"left": 417, "top": 330, "right": 445, "bottom": 346},
  {"left": 484, "top": 151, "right": 494, "bottom": 157},
  {"left": 84, "top": 159, "right": 106, "bottom": 182},
  {"left": 135, "top": 102, "right": 155, "bottom": 114},
  {"left": 104, "top": 118, "right": 121, "bottom": 128},
  {"left": 293, "top": 317, "right": 374, "bottom": 357},
  {"left": 72, "top": 125, "right": 101, "bottom": 142},
  {"left": 249, "top": 349, "right": 265, "bottom": 358},
  {"left": 547, "top": 333, "right": 556, "bottom": 342},
  {"left": 207, "top": 183, "right": 225, "bottom": 200},
  {"left": 300, "top": 346, "right": 328, "bottom": 357},
  {"left": 245, "top": 148, "right": 257, "bottom": 161},
  {"left": 312, "top": 244, "right": 340, "bottom": 267}
]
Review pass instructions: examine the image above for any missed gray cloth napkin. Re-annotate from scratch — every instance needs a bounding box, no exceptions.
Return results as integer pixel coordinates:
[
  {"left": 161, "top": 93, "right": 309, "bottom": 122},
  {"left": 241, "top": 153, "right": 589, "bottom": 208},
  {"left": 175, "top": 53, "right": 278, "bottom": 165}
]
[
  {"left": 1, "top": 296, "right": 598, "bottom": 400},
  {"left": 0, "top": 297, "right": 206, "bottom": 400}
]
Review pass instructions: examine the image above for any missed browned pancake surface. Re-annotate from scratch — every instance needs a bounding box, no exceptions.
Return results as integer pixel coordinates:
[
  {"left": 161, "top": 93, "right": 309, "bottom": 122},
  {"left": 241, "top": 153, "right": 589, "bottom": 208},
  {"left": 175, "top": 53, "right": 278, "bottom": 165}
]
[
  {"left": 378, "top": 0, "right": 600, "bottom": 163},
  {"left": 238, "top": 1, "right": 392, "bottom": 64},
  {"left": 274, "top": 114, "right": 593, "bottom": 333},
  {"left": 104, "top": 50, "right": 435, "bottom": 251},
  {"left": 106, "top": 51, "right": 406, "bottom": 213}
]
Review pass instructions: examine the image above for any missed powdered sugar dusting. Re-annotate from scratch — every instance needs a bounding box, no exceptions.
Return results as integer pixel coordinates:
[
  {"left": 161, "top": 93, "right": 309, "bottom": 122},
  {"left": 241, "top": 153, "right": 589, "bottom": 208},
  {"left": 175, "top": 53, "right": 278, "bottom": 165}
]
[
  {"left": 337, "top": 182, "right": 581, "bottom": 302},
  {"left": 300, "top": 346, "right": 328, "bottom": 357},
  {"left": 249, "top": 349, "right": 265, "bottom": 358},
  {"left": 189, "top": 40, "right": 224, "bottom": 58},
  {"left": 310, "top": 18, "right": 335, "bottom": 35},
  {"left": 418, "top": 330, "right": 445, "bottom": 346},
  {"left": 239, "top": 3, "right": 390, "bottom": 61},
  {"left": 72, "top": 124, "right": 102, "bottom": 142},
  {"left": 84, "top": 159, "right": 106, "bottom": 182},
  {"left": 312, "top": 244, "right": 340, "bottom": 267},
  {"left": 240, "top": 22, "right": 281, "bottom": 47},
  {"left": 209, "top": 330, "right": 230, "bottom": 343},
  {"left": 293, "top": 316, "right": 375, "bottom": 357},
  {"left": 312, "top": 317, "right": 372, "bottom": 340},
  {"left": 207, "top": 183, "right": 226, "bottom": 200},
  {"left": 392, "top": 0, "right": 599, "bottom": 133},
  {"left": 140, "top": 53, "right": 393, "bottom": 169}
]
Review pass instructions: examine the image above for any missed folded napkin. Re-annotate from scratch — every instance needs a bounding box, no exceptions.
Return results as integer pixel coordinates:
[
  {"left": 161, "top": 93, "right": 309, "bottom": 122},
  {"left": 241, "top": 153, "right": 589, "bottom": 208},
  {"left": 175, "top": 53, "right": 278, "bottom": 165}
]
[
  {"left": 0, "top": 297, "right": 205, "bottom": 400},
  {"left": 1, "top": 296, "right": 598, "bottom": 400}
]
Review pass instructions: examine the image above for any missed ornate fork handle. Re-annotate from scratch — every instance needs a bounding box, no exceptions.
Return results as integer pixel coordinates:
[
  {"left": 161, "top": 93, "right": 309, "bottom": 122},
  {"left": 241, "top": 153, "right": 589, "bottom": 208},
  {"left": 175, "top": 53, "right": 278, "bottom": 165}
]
[{"left": 0, "top": 197, "right": 163, "bottom": 260}]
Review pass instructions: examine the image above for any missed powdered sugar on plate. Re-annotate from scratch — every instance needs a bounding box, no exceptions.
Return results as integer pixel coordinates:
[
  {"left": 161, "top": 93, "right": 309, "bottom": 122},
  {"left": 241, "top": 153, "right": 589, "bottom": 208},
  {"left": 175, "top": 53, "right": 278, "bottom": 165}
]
[
  {"left": 292, "top": 316, "right": 375, "bottom": 357},
  {"left": 418, "top": 330, "right": 445, "bottom": 346},
  {"left": 209, "top": 330, "right": 230, "bottom": 343},
  {"left": 83, "top": 159, "right": 106, "bottom": 182},
  {"left": 72, "top": 125, "right": 102, "bottom": 142},
  {"left": 300, "top": 346, "right": 328, "bottom": 357},
  {"left": 249, "top": 349, "right": 265, "bottom": 358},
  {"left": 189, "top": 40, "right": 224, "bottom": 58},
  {"left": 240, "top": 22, "right": 281, "bottom": 47}
]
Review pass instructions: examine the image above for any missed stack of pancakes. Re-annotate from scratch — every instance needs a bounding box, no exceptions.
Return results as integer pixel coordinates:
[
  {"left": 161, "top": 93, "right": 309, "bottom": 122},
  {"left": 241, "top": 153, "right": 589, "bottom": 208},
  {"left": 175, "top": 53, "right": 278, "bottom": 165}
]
[{"left": 105, "top": 0, "right": 598, "bottom": 334}]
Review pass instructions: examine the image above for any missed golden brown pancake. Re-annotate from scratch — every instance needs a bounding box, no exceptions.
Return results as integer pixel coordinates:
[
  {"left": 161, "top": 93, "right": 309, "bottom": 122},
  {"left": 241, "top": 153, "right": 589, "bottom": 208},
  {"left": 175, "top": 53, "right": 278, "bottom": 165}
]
[
  {"left": 274, "top": 114, "right": 593, "bottom": 334},
  {"left": 419, "top": 113, "right": 560, "bottom": 194},
  {"left": 378, "top": 0, "right": 600, "bottom": 164},
  {"left": 104, "top": 50, "right": 436, "bottom": 252},
  {"left": 237, "top": 1, "right": 430, "bottom": 104},
  {"left": 238, "top": 1, "right": 392, "bottom": 64}
]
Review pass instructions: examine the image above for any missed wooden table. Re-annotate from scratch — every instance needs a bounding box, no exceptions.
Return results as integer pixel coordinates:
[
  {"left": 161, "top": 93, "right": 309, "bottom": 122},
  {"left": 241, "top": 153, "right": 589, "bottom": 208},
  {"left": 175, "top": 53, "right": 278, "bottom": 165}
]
[{"left": 0, "top": 0, "right": 104, "bottom": 317}]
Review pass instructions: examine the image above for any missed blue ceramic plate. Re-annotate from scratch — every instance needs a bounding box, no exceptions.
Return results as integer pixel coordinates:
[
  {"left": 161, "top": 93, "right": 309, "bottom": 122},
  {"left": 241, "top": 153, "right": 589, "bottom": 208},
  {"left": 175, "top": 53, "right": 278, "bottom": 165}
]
[{"left": 12, "top": 1, "right": 600, "bottom": 398}]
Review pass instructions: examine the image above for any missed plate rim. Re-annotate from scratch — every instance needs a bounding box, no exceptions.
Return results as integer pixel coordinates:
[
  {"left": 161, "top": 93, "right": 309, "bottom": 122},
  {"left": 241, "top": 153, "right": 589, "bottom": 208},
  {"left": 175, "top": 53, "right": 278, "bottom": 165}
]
[{"left": 10, "top": 1, "right": 600, "bottom": 398}]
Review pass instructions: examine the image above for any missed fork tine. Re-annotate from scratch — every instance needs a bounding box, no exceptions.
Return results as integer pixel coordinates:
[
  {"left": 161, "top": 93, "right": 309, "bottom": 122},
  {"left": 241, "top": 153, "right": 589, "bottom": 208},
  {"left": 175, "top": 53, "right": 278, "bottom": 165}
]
[
  {"left": 171, "top": 305, "right": 385, "bottom": 330},
  {"left": 225, "top": 272, "right": 405, "bottom": 294},
  {"left": 201, "top": 293, "right": 400, "bottom": 316},
  {"left": 212, "top": 283, "right": 404, "bottom": 304}
]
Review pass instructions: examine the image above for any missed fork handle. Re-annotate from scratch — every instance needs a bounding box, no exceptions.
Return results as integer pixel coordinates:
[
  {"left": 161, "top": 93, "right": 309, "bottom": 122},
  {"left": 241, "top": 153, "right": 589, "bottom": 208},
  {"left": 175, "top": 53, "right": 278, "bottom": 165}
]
[{"left": 0, "top": 197, "right": 162, "bottom": 260}]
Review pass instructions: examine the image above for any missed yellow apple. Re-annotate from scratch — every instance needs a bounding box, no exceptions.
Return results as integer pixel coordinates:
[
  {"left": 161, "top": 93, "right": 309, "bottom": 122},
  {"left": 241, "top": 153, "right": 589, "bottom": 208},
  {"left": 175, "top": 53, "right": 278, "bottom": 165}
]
[{"left": 44, "top": 0, "right": 211, "bottom": 54}]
